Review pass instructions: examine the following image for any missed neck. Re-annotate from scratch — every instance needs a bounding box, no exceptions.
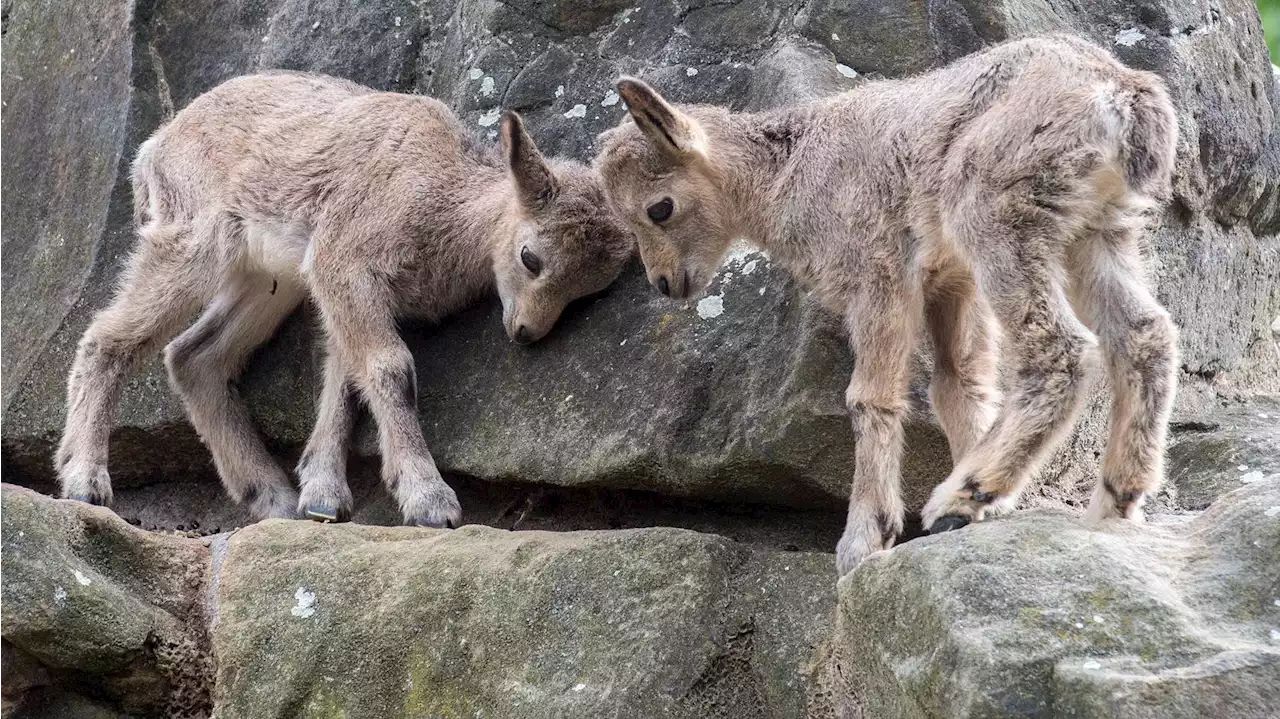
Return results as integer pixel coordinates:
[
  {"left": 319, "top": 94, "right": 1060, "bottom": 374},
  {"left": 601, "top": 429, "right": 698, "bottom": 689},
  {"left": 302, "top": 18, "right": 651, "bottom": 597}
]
[
  {"left": 703, "top": 108, "right": 808, "bottom": 252},
  {"left": 455, "top": 164, "right": 518, "bottom": 289}
]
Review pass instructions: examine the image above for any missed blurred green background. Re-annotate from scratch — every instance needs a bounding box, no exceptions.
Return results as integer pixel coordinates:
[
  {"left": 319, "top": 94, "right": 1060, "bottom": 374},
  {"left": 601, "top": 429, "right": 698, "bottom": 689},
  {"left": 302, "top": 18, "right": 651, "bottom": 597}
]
[{"left": 1262, "top": 0, "right": 1279, "bottom": 58}]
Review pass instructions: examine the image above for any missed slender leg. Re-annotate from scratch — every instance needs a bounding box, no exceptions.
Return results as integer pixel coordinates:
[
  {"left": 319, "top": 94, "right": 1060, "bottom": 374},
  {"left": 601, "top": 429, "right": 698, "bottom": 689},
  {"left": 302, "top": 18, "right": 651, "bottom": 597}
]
[
  {"left": 923, "top": 203, "right": 1101, "bottom": 532},
  {"left": 57, "top": 222, "right": 205, "bottom": 505},
  {"left": 835, "top": 268, "right": 921, "bottom": 576},
  {"left": 164, "top": 271, "right": 304, "bottom": 519},
  {"left": 296, "top": 344, "right": 358, "bottom": 522},
  {"left": 925, "top": 270, "right": 999, "bottom": 463},
  {"left": 1069, "top": 212, "right": 1179, "bottom": 522},
  {"left": 311, "top": 271, "right": 461, "bottom": 528}
]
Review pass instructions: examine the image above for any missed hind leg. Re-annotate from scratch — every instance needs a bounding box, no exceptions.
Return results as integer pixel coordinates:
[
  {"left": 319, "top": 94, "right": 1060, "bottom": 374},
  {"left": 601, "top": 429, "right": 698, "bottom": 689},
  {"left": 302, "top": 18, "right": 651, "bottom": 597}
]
[
  {"left": 925, "top": 269, "right": 999, "bottom": 463},
  {"left": 923, "top": 201, "right": 1101, "bottom": 532},
  {"left": 57, "top": 223, "right": 206, "bottom": 505},
  {"left": 164, "top": 272, "right": 304, "bottom": 519},
  {"left": 1069, "top": 212, "right": 1178, "bottom": 522},
  {"left": 296, "top": 343, "right": 358, "bottom": 522}
]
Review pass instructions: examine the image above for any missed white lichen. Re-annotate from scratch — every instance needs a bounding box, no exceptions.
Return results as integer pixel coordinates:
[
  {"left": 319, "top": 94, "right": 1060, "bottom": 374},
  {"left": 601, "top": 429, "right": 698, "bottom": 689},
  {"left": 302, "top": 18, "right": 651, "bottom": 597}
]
[
  {"left": 686, "top": 67, "right": 698, "bottom": 77},
  {"left": 1081, "top": 660, "right": 1102, "bottom": 670},
  {"left": 564, "top": 104, "right": 588, "bottom": 119},
  {"left": 292, "top": 587, "right": 317, "bottom": 619},
  {"left": 1240, "top": 471, "right": 1265, "bottom": 484},
  {"left": 742, "top": 259, "right": 759, "bottom": 275},
  {"left": 477, "top": 108, "right": 502, "bottom": 127},
  {"left": 54, "top": 586, "right": 68, "bottom": 607},
  {"left": 74, "top": 569, "right": 92, "bottom": 586},
  {"left": 696, "top": 295, "right": 724, "bottom": 319},
  {"left": 601, "top": 90, "right": 620, "bottom": 107},
  {"left": 394, "top": 16, "right": 402, "bottom": 27},
  {"left": 831, "top": 32, "right": 839, "bottom": 41},
  {"left": 1114, "top": 28, "right": 1145, "bottom": 47},
  {"left": 480, "top": 76, "right": 496, "bottom": 97},
  {"left": 1265, "top": 506, "right": 1280, "bottom": 518},
  {"left": 836, "top": 63, "right": 858, "bottom": 79},
  {"left": 469, "top": 68, "right": 484, "bottom": 80},
  {"left": 311, "top": 20, "right": 321, "bottom": 31},
  {"left": 555, "top": 84, "right": 565, "bottom": 98}
]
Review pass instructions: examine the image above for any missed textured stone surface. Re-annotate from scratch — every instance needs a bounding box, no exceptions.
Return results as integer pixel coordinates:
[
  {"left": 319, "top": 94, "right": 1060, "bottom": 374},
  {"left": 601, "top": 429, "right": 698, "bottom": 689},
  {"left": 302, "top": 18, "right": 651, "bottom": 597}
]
[
  {"left": 2, "top": 0, "right": 1277, "bottom": 519},
  {"left": 827, "top": 477, "right": 1280, "bottom": 719},
  {"left": 0, "top": 484, "right": 834, "bottom": 719},
  {"left": 213, "top": 520, "right": 833, "bottom": 718},
  {"left": 0, "top": 486, "right": 213, "bottom": 718}
]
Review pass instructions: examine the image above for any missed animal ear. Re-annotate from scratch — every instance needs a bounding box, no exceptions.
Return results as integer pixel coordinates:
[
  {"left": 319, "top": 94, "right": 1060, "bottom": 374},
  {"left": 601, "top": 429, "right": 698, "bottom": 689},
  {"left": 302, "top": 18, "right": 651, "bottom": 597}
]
[
  {"left": 500, "top": 111, "right": 558, "bottom": 211},
  {"left": 616, "top": 77, "right": 707, "bottom": 159}
]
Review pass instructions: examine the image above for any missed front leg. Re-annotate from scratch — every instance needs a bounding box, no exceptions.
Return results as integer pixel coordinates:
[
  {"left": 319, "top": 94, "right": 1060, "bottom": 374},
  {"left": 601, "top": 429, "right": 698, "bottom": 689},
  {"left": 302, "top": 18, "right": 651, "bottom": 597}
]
[
  {"left": 311, "top": 273, "right": 461, "bottom": 528},
  {"left": 835, "top": 278, "right": 920, "bottom": 576},
  {"left": 297, "top": 345, "right": 358, "bottom": 522}
]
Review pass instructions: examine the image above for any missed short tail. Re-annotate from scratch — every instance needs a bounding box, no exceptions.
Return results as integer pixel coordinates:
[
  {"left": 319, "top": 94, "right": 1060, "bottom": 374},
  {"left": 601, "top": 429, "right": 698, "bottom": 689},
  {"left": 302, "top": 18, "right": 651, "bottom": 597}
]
[
  {"left": 1118, "top": 73, "right": 1177, "bottom": 199},
  {"left": 130, "top": 138, "right": 157, "bottom": 228}
]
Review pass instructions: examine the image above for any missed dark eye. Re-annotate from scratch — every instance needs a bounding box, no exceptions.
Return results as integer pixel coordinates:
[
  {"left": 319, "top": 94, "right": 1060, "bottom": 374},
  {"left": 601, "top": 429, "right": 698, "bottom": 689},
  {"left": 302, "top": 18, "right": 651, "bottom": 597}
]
[
  {"left": 520, "top": 246, "right": 542, "bottom": 276},
  {"left": 646, "top": 197, "right": 674, "bottom": 224}
]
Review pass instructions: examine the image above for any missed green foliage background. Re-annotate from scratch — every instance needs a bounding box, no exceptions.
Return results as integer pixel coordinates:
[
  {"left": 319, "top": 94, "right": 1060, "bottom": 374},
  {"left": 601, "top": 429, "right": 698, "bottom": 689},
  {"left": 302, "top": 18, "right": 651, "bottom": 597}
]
[{"left": 1262, "top": 0, "right": 1280, "bottom": 58}]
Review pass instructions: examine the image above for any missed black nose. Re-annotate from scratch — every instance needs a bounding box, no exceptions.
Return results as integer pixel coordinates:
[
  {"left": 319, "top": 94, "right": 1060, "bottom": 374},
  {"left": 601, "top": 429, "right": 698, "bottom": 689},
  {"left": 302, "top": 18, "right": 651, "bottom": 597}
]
[
  {"left": 657, "top": 276, "right": 670, "bottom": 296},
  {"left": 514, "top": 325, "right": 533, "bottom": 344}
]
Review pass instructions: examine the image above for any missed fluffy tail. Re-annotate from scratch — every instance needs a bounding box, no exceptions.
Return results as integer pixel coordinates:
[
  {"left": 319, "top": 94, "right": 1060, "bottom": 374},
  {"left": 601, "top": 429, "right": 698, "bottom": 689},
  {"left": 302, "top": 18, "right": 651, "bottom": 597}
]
[
  {"left": 1118, "top": 72, "right": 1177, "bottom": 199},
  {"left": 129, "top": 138, "right": 157, "bottom": 228}
]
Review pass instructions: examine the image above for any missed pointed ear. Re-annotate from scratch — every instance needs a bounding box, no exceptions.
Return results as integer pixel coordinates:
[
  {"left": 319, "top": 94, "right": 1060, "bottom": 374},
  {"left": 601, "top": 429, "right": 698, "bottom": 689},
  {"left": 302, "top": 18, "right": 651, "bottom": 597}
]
[
  {"left": 500, "top": 111, "right": 558, "bottom": 211},
  {"left": 616, "top": 77, "right": 707, "bottom": 159}
]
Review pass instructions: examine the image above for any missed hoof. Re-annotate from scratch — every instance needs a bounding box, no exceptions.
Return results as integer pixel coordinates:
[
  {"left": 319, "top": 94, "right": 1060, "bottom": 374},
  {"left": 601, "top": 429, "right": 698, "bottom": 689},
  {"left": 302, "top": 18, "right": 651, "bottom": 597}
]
[
  {"left": 928, "top": 514, "right": 971, "bottom": 534},
  {"left": 412, "top": 517, "right": 456, "bottom": 529},
  {"left": 303, "top": 504, "right": 346, "bottom": 523}
]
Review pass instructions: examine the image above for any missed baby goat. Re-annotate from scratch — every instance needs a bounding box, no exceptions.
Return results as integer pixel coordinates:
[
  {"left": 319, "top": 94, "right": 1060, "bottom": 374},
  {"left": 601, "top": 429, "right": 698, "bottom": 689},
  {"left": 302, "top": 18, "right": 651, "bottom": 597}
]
[
  {"left": 595, "top": 34, "right": 1179, "bottom": 575},
  {"left": 57, "top": 72, "right": 634, "bottom": 527}
]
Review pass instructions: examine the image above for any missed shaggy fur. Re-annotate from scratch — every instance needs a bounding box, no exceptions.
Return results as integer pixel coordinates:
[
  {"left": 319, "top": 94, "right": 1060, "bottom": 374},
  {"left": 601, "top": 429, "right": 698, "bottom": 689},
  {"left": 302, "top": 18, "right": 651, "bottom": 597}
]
[
  {"left": 595, "top": 34, "right": 1179, "bottom": 575},
  {"left": 57, "top": 72, "right": 634, "bottom": 526}
]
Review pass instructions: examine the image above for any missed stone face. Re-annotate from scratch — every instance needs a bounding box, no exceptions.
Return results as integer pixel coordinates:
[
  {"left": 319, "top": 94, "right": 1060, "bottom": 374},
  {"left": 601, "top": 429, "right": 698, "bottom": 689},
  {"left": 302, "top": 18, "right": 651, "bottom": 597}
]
[
  {"left": 0, "top": 484, "right": 834, "bottom": 719},
  {"left": 2, "top": 0, "right": 1277, "bottom": 520},
  {"left": 212, "top": 520, "right": 833, "bottom": 718},
  {"left": 0, "top": 486, "right": 213, "bottom": 718},
  {"left": 828, "top": 477, "right": 1280, "bottom": 719}
]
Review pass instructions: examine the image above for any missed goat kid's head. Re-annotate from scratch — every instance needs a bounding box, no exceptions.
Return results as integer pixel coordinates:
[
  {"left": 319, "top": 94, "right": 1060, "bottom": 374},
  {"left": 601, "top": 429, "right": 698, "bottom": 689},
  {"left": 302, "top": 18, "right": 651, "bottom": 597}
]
[
  {"left": 493, "top": 112, "right": 635, "bottom": 344},
  {"left": 593, "top": 78, "right": 734, "bottom": 301}
]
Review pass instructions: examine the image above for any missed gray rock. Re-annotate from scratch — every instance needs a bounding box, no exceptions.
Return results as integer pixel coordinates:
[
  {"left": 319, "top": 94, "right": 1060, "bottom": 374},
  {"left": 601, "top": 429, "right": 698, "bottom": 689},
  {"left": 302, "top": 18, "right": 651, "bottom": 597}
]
[
  {"left": 0, "top": 485, "right": 214, "bottom": 718},
  {"left": 0, "top": 483, "right": 834, "bottom": 718},
  {"left": 2, "top": 0, "right": 1277, "bottom": 524},
  {"left": 827, "top": 477, "right": 1280, "bottom": 719}
]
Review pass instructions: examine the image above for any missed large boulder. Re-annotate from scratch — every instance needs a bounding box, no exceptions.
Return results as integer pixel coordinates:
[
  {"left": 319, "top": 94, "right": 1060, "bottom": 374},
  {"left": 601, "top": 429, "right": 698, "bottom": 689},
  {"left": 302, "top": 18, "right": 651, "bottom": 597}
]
[
  {"left": 826, "top": 477, "right": 1280, "bottom": 718},
  {"left": 213, "top": 520, "right": 834, "bottom": 718},
  {"left": 3, "top": 0, "right": 1277, "bottom": 517},
  {"left": 0, "top": 486, "right": 213, "bottom": 718},
  {"left": 0, "top": 483, "right": 835, "bottom": 718}
]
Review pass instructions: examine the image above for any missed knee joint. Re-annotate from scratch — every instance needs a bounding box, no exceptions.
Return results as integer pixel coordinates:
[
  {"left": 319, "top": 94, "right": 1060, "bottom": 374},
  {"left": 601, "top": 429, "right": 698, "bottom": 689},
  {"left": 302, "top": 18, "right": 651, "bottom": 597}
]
[{"left": 368, "top": 352, "right": 418, "bottom": 409}]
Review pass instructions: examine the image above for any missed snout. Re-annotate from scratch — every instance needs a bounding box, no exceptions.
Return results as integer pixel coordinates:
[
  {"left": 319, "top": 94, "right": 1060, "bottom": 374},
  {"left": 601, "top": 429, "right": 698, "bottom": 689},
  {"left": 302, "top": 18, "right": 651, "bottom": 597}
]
[
  {"left": 651, "top": 268, "right": 694, "bottom": 301},
  {"left": 507, "top": 321, "right": 548, "bottom": 345}
]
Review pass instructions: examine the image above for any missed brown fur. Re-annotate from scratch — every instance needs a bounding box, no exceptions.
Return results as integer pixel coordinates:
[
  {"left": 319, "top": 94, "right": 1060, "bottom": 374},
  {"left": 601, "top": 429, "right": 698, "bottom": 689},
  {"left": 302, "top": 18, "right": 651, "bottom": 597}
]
[
  {"left": 57, "top": 72, "right": 634, "bottom": 525},
  {"left": 594, "top": 35, "right": 1180, "bottom": 575}
]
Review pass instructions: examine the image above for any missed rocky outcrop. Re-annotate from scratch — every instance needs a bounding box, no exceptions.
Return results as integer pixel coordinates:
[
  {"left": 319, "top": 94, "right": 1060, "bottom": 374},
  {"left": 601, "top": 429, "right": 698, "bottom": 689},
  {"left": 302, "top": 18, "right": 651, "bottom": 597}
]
[
  {"left": 5, "top": 476, "right": 1277, "bottom": 718},
  {"left": 2, "top": 0, "right": 1278, "bottom": 518},
  {"left": 827, "top": 477, "right": 1280, "bottom": 719},
  {"left": 0, "top": 484, "right": 834, "bottom": 719}
]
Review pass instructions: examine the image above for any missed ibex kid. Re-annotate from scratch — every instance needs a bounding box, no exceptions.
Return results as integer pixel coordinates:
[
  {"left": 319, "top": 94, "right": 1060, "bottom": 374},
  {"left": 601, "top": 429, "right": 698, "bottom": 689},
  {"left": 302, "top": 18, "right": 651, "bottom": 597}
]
[
  {"left": 595, "top": 34, "right": 1179, "bottom": 575},
  {"left": 57, "top": 72, "right": 635, "bottom": 527}
]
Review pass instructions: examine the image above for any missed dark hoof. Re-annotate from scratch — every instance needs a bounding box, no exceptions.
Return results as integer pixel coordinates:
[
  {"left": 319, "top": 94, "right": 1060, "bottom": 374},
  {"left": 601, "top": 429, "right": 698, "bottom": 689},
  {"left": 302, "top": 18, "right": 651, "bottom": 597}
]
[
  {"left": 928, "top": 514, "right": 971, "bottom": 534},
  {"left": 68, "top": 493, "right": 102, "bottom": 505},
  {"left": 303, "top": 504, "right": 346, "bottom": 523},
  {"left": 412, "top": 517, "right": 456, "bottom": 529}
]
